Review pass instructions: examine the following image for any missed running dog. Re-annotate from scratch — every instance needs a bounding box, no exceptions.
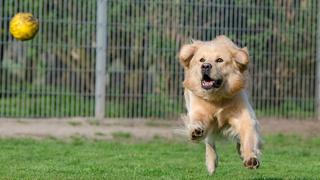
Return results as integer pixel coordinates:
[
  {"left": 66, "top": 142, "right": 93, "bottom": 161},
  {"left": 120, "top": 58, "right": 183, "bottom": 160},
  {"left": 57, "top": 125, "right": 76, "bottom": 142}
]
[{"left": 179, "top": 35, "right": 261, "bottom": 174}]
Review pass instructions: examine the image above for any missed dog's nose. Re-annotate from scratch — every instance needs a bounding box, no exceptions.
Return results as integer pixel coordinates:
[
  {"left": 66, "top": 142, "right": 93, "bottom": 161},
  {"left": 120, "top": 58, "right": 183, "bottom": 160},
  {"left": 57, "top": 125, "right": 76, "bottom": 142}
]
[{"left": 201, "top": 63, "right": 212, "bottom": 72}]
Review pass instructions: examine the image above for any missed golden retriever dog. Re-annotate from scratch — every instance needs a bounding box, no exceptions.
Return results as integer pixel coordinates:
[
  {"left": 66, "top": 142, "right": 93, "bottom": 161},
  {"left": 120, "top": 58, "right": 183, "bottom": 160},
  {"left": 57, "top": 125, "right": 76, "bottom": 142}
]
[{"left": 179, "top": 35, "right": 261, "bottom": 175}]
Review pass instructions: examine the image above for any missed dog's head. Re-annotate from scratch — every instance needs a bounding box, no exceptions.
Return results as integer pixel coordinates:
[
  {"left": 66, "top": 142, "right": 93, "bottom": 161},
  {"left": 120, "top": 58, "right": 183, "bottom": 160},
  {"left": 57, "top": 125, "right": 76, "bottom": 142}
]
[{"left": 179, "top": 35, "right": 249, "bottom": 101}]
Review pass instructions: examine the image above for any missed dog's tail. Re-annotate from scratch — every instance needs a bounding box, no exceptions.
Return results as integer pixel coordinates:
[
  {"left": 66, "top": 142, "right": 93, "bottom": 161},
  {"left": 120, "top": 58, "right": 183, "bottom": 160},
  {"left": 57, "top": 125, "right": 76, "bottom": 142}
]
[{"left": 173, "top": 114, "right": 189, "bottom": 137}]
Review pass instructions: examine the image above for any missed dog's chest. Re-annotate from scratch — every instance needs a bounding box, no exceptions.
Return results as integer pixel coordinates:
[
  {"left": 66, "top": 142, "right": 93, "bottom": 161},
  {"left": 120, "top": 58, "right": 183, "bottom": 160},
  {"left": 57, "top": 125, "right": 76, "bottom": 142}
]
[{"left": 211, "top": 108, "right": 228, "bottom": 129}]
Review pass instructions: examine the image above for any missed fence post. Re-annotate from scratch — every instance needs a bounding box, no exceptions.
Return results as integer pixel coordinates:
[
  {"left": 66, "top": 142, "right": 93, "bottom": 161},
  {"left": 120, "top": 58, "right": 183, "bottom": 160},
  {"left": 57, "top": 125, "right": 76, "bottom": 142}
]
[
  {"left": 316, "top": 1, "right": 320, "bottom": 120},
  {"left": 95, "top": 0, "right": 107, "bottom": 119}
]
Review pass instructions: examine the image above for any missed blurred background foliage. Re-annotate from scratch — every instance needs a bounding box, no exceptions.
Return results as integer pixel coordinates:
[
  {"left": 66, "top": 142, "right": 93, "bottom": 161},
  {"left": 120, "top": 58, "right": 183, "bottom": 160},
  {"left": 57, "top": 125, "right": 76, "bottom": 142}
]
[{"left": 0, "top": 0, "right": 317, "bottom": 118}]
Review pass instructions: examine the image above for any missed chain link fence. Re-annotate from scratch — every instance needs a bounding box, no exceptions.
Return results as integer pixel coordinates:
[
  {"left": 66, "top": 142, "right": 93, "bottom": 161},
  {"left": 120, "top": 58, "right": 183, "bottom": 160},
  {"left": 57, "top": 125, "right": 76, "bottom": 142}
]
[{"left": 0, "top": 0, "right": 318, "bottom": 119}]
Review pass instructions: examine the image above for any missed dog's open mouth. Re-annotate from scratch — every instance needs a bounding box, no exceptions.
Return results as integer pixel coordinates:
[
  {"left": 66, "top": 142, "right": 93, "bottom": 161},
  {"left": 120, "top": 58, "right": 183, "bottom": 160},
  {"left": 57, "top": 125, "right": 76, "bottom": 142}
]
[{"left": 201, "top": 74, "right": 223, "bottom": 90}]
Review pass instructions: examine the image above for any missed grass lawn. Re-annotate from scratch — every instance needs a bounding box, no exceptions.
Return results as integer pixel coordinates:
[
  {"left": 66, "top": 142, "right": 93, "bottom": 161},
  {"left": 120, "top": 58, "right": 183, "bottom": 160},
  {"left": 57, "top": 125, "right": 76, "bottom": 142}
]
[{"left": 0, "top": 135, "right": 319, "bottom": 179}]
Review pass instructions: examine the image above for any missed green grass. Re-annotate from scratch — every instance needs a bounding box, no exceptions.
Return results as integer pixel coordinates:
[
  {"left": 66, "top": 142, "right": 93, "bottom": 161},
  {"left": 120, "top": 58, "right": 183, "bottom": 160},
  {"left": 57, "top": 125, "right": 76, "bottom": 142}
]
[
  {"left": 111, "top": 132, "right": 132, "bottom": 139},
  {"left": 0, "top": 94, "right": 184, "bottom": 118},
  {"left": 0, "top": 95, "right": 95, "bottom": 117},
  {"left": 254, "top": 100, "right": 315, "bottom": 119},
  {"left": 0, "top": 135, "right": 319, "bottom": 179},
  {"left": 0, "top": 93, "right": 315, "bottom": 119},
  {"left": 88, "top": 119, "right": 101, "bottom": 126},
  {"left": 67, "top": 121, "right": 82, "bottom": 126}
]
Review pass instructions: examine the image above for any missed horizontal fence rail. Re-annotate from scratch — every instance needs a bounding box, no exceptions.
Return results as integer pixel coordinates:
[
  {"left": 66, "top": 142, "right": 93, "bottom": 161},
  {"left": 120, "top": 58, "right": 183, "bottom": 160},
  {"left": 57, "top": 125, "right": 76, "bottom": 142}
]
[{"left": 0, "top": 0, "right": 318, "bottom": 119}]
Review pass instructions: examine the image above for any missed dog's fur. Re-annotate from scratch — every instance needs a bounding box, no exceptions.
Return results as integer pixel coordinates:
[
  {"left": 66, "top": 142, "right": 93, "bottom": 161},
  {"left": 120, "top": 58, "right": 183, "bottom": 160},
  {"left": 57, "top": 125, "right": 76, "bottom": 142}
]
[{"left": 179, "top": 35, "right": 261, "bottom": 175}]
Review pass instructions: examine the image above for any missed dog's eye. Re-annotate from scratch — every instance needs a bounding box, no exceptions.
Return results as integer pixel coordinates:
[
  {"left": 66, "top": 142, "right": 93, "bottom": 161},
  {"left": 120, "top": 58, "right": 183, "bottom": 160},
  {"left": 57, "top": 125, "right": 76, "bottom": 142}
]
[
  {"left": 215, "top": 58, "right": 223, "bottom": 63},
  {"left": 200, "top": 58, "right": 205, "bottom": 62}
]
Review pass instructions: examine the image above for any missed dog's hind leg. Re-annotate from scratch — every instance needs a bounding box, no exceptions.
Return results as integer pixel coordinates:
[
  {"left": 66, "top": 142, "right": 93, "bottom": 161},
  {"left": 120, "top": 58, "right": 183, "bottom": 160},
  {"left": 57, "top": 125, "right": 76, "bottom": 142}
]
[{"left": 205, "top": 134, "right": 218, "bottom": 175}]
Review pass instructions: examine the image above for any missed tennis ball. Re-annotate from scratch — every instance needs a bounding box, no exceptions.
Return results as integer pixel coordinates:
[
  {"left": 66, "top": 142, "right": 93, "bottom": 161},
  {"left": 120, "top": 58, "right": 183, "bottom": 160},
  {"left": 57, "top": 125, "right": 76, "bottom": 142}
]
[{"left": 9, "top": 12, "right": 39, "bottom": 41}]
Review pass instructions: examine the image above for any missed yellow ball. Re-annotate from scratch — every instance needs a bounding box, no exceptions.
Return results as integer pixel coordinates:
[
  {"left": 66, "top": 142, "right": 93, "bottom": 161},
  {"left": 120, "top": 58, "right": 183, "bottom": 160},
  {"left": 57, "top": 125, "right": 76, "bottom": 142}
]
[{"left": 9, "top": 12, "right": 39, "bottom": 41}]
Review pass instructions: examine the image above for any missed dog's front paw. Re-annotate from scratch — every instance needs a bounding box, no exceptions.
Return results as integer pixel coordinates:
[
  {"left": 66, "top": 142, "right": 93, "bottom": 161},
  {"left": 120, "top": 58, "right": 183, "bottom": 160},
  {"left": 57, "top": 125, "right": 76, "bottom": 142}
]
[
  {"left": 243, "top": 157, "right": 260, "bottom": 169},
  {"left": 191, "top": 128, "right": 204, "bottom": 141},
  {"left": 206, "top": 157, "right": 218, "bottom": 175}
]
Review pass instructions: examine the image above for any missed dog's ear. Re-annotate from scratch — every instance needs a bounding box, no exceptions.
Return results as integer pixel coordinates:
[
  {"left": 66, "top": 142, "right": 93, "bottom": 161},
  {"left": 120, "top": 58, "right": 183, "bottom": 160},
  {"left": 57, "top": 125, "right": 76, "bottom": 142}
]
[
  {"left": 214, "top": 35, "right": 249, "bottom": 72},
  {"left": 179, "top": 43, "right": 198, "bottom": 68},
  {"left": 234, "top": 47, "right": 249, "bottom": 72}
]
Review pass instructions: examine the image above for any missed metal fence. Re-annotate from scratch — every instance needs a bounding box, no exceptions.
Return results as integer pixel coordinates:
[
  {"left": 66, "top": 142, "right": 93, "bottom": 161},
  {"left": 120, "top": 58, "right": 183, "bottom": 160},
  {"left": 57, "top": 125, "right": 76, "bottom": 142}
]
[{"left": 0, "top": 0, "right": 318, "bottom": 119}]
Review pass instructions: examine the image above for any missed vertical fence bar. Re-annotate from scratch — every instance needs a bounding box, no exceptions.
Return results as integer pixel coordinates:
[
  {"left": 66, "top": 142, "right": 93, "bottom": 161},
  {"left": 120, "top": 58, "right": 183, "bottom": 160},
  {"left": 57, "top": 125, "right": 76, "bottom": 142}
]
[
  {"left": 95, "top": 0, "right": 107, "bottom": 119},
  {"left": 316, "top": 1, "right": 320, "bottom": 120}
]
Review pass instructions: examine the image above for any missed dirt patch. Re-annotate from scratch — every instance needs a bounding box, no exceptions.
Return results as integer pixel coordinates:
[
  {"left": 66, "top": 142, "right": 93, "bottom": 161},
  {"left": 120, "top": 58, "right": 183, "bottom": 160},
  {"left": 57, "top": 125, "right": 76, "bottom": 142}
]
[
  {"left": 0, "top": 118, "right": 319, "bottom": 140},
  {"left": 0, "top": 118, "right": 184, "bottom": 140},
  {"left": 259, "top": 118, "right": 320, "bottom": 137}
]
